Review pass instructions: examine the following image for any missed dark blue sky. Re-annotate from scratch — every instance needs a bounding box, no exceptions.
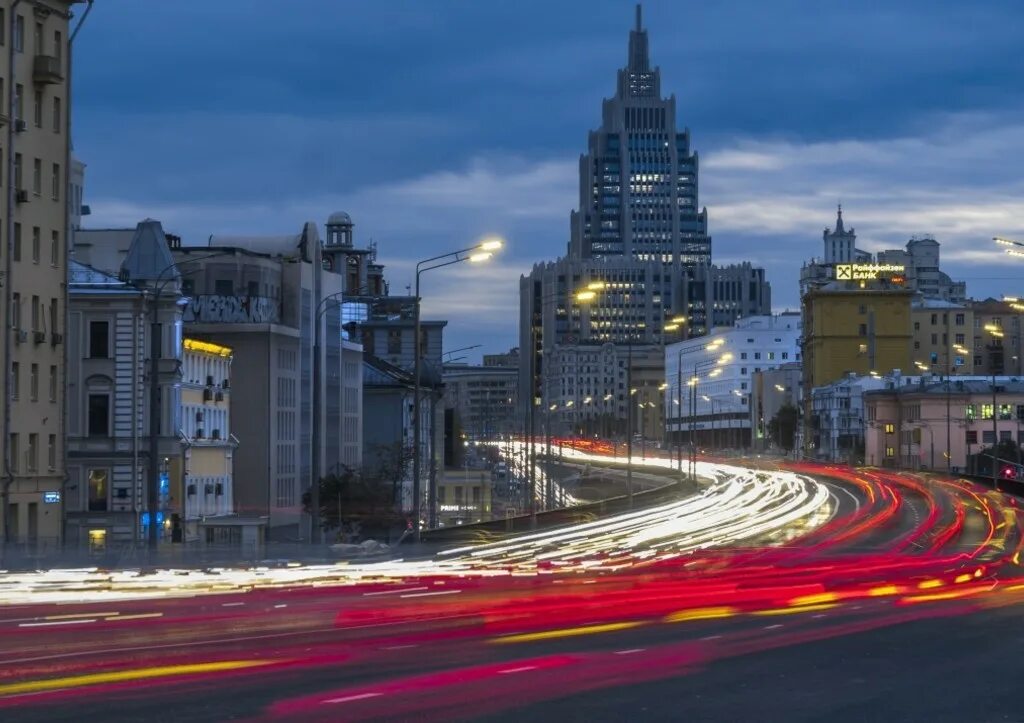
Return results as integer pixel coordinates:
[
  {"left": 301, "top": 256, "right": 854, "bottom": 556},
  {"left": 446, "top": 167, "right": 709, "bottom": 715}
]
[{"left": 74, "top": 1, "right": 1024, "bottom": 358}]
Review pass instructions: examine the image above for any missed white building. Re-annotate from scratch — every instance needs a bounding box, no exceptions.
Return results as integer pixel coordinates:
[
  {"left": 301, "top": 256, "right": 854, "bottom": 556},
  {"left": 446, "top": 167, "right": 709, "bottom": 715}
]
[
  {"left": 810, "top": 373, "right": 891, "bottom": 463},
  {"left": 666, "top": 314, "right": 802, "bottom": 446}
]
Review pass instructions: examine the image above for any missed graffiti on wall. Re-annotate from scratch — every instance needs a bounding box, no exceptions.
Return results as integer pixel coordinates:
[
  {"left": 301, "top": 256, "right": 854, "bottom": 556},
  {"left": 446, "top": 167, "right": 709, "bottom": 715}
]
[{"left": 183, "top": 295, "right": 280, "bottom": 324}]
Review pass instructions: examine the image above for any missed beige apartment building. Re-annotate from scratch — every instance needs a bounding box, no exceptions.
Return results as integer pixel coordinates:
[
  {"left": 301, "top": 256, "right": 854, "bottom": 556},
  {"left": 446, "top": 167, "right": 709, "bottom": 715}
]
[{"left": 1, "top": 1, "right": 81, "bottom": 546}]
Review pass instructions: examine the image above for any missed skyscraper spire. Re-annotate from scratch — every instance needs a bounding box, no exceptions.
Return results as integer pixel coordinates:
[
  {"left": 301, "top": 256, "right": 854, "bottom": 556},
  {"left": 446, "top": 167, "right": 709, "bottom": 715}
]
[
  {"left": 627, "top": 3, "right": 650, "bottom": 74},
  {"left": 835, "top": 203, "right": 844, "bottom": 233}
]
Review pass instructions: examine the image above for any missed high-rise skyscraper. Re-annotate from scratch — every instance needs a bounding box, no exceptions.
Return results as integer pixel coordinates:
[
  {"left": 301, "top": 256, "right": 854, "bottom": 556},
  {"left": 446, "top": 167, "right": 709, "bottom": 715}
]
[
  {"left": 519, "top": 5, "right": 771, "bottom": 436},
  {"left": 569, "top": 5, "right": 710, "bottom": 268}
]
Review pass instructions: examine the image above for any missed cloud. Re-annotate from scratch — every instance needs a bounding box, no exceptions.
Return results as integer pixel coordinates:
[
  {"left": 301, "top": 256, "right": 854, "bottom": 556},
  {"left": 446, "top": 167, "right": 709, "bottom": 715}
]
[{"left": 88, "top": 111, "right": 1024, "bottom": 357}]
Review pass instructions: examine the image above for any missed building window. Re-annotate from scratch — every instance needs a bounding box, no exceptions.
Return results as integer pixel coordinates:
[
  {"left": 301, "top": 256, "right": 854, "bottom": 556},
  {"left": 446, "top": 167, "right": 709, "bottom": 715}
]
[
  {"left": 49, "top": 365, "right": 57, "bottom": 401},
  {"left": 11, "top": 362, "right": 19, "bottom": 400},
  {"left": 51, "top": 163, "right": 60, "bottom": 201},
  {"left": 33, "top": 89, "right": 42, "bottom": 128},
  {"left": 89, "top": 320, "right": 109, "bottom": 358},
  {"left": 884, "top": 423, "right": 895, "bottom": 434},
  {"left": 88, "top": 469, "right": 108, "bottom": 512},
  {"left": 47, "top": 434, "right": 56, "bottom": 471},
  {"left": 87, "top": 394, "right": 110, "bottom": 437},
  {"left": 885, "top": 446, "right": 895, "bottom": 458},
  {"left": 13, "top": 223, "right": 21, "bottom": 262},
  {"left": 966, "top": 430, "right": 978, "bottom": 445},
  {"left": 955, "top": 313, "right": 965, "bottom": 326},
  {"left": 31, "top": 226, "right": 40, "bottom": 264},
  {"left": 52, "top": 96, "right": 61, "bottom": 133},
  {"left": 29, "top": 363, "right": 38, "bottom": 401},
  {"left": 32, "top": 157, "right": 41, "bottom": 195},
  {"left": 50, "top": 230, "right": 59, "bottom": 267},
  {"left": 981, "top": 404, "right": 994, "bottom": 420},
  {"left": 27, "top": 433, "right": 37, "bottom": 472},
  {"left": 387, "top": 329, "right": 402, "bottom": 355},
  {"left": 8, "top": 434, "right": 17, "bottom": 472},
  {"left": 858, "top": 324, "right": 867, "bottom": 337},
  {"left": 13, "top": 153, "right": 22, "bottom": 189},
  {"left": 999, "top": 404, "right": 1013, "bottom": 420},
  {"left": 983, "top": 430, "right": 996, "bottom": 445},
  {"left": 14, "top": 14, "right": 23, "bottom": 53},
  {"left": 955, "top": 333, "right": 965, "bottom": 345}
]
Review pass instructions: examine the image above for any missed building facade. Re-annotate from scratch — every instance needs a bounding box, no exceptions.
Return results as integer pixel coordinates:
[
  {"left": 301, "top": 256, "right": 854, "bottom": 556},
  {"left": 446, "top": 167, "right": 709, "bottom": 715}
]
[
  {"left": 864, "top": 377, "right": 1024, "bottom": 472},
  {"left": 443, "top": 363, "right": 518, "bottom": 441},
  {"left": 1, "top": 1, "right": 78, "bottom": 546},
  {"left": 65, "top": 227, "right": 185, "bottom": 548},
  {"left": 179, "top": 338, "right": 235, "bottom": 538},
  {"left": 809, "top": 373, "right": 889, "bottom": 464},
  {"left": 666, "top": 314, "right": 801, "bottom": 446},
  {"left": 969, "top": 298, "right": 1024, "bottom": 377},
  {"left": 74, "top": 212, "right": 372, "bottom": 541},
  {"left": 749, "top": 363, "right": 802, "bottom": 450},
  {"left": 911, "top": 299, "right": 973, "bottom": 374}
]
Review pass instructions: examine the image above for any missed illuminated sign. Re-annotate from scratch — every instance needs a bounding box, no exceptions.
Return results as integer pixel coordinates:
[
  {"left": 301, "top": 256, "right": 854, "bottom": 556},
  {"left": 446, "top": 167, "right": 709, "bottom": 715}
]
[
  {"left": 835, "top": 263, "right": 905, "bottom": 281},
  {"left": 43, "top": 491, "right": 60, "bottom": 504},
  {"left": 183, "top": 338, "right": 233, "bottom": 357}
]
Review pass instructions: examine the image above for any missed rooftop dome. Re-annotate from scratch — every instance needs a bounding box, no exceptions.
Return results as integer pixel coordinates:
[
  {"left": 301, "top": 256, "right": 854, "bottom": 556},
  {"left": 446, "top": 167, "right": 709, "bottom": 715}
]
[{"left": 327, "top": 211, "right": 353, "bottom": 226}]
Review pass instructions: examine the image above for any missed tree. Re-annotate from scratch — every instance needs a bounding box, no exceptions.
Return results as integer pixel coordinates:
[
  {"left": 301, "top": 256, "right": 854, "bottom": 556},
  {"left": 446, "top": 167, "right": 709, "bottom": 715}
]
[
  {"left": 302, "top": 464, "right": 400, "bottom": 542},
  {"left": 768, "top": 404, "right": 800, "bottom": 452}
]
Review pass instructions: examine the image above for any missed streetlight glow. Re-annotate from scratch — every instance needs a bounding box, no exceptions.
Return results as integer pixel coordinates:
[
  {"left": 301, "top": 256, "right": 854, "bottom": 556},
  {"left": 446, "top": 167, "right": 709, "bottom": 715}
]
[
  {"left": 468, "top": 251, "right": 493, "bottom": 263},
  {"left": 586, "top": 281, "right": 606, "bottom": 290},
  {"left": 479, "top": 238, "right": 504, "bottom": 251},
  {"left": 575, "top": 290, "right": 598, "bottom": 302}
]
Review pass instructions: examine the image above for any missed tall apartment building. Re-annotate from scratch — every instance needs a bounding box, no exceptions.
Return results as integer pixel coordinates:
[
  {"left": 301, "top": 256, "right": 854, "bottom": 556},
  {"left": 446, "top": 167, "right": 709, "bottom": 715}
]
[
  {"left": 519, "top": 6, "right": 770, "bottom": 429},
  {"left": 1, "top": 1, "right": 80, "bottom": 545}
]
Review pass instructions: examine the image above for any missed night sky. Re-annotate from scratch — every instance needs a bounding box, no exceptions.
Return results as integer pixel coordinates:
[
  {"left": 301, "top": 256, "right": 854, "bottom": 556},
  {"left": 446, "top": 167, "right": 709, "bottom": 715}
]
[{"left": 74, "top": 1, "right": 1024, "bottom": 358}]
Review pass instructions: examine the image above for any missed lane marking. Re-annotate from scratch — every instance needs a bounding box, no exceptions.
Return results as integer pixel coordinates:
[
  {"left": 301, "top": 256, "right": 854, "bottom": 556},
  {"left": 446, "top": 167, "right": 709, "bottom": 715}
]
[
  {"left": 18, "top": 619, "right": 96, "bottom": 628},
  {"left": 45, "top": 612, "right": 119, "bottom": 621},
  {"left": 399, "top": 590, "right": 461, "bottom": 599},
  {"left": 764, "top": 624, "right": 784, "bottom": 630},
  {"left": 273, "top": 604, "right": 288, "bottom": 609},
  {"left": 614, "top": 648, "right": 645, "bottom": 655},
  {"left": 221, "top": 602, "right": 245, "bottom": 607},
  {"left": 382, "top": 645, "right": 418, "bottom": 650},
  {"left": 324, "top": 692, "right": 382, "bottom": 705},
  {"left": 498, "top": 665, "right": 537, "bottom": 674},
  {"left": 363, "top": 587, "right": 428, "bottom": 597},
  {"left": 108, "top": 613, "right": 164, "bottom": 622},
  {"left": 491, "top": 621, "right": 642, "bottom": 645},
  {"left": 0, "top": 659, "right": 273, "bottom": 697},
  {"left": 700, "top": 635, "right": 721, "bottom": 641}
]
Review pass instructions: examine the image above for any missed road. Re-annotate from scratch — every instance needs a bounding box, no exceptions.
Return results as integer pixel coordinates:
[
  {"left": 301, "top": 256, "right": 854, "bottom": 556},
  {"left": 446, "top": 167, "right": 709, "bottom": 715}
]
[{"left": 2, "top": 454, "right": 1023, "bottom": 721}]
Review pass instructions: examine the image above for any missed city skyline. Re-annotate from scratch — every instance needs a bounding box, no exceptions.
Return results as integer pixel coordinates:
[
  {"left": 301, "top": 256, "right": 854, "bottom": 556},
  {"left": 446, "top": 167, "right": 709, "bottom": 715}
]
[{"left": 73, "top": 0, "right": 1024, "bottom": 358}]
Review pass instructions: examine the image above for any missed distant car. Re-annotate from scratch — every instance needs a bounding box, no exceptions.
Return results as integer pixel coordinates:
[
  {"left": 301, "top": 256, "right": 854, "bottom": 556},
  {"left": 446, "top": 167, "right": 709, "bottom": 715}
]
[{"left": 1001, "top": 465, "right": 1021, "bottom": 480}]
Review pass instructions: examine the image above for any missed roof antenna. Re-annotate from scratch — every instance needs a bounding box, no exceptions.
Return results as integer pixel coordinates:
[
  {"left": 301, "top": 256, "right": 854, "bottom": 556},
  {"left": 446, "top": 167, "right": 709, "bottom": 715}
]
[{"left": 636, "top": 4, "right": 642, "bottom": 32}]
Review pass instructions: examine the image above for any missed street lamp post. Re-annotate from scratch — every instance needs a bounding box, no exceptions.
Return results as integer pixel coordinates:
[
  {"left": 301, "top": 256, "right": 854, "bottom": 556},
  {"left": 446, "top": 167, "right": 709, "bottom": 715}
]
[{"left": 413, "top": 240, "right": 502, "bottom": 541}]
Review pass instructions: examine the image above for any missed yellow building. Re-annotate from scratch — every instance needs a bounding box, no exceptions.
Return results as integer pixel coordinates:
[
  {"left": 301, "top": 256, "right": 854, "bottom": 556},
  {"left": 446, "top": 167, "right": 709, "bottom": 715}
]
[
  {"left": 910, "top": 299, "right": 973, "bottom": 375},
  {"left": 1, "top": 2, "right": 82, "bottom": 546},
  {"left": 178, "top": 338, "right": 235, "bottom": 542},
  {"left": 802, "top": 279, "right": 913, "bottom": 453}
]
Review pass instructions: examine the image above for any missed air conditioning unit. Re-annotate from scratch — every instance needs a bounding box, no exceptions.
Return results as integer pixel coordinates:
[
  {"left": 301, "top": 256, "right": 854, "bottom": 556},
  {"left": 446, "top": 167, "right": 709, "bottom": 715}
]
[
  {"left": 14, "top": 119, "right": 27, "bottom": 133},
  {"left": 50, "top": 332, "right": 62, "bottom": 346},
  {"left": 15, "top": 330, "right": 27, "bottom": 344},
  {"left": 15, "top": 189, "right": 28, "bottom": 203},
  {"left": 33, "top": 330, "right": 45, "bottom": 344}
]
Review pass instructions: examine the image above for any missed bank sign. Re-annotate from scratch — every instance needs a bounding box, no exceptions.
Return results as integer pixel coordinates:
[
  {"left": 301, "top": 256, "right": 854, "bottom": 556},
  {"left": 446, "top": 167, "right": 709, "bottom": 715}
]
[{"left": 835, "top": 263, "right": 905, "bottom": 281}]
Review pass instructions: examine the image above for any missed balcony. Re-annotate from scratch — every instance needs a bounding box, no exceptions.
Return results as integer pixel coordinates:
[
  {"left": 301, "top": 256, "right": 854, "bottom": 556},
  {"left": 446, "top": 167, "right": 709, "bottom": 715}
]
[{"left": 33, "top": 55, "right": 64, "bottom": 85}]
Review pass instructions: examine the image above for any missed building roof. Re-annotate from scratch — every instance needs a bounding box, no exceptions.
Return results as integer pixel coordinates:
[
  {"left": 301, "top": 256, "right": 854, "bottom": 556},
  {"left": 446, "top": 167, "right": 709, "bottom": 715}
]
[
  {"left": 327, "top": 211, "right": 353, "bottom": 226},
  {"left": 69, "top": 260, "right": 139, "bottom": 295},
  {"left": 865, "top": 378, "right": 1024, "bottom": 397},
  {"left": 120, "top": 219, "right": 178, "bottom": 284}
]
